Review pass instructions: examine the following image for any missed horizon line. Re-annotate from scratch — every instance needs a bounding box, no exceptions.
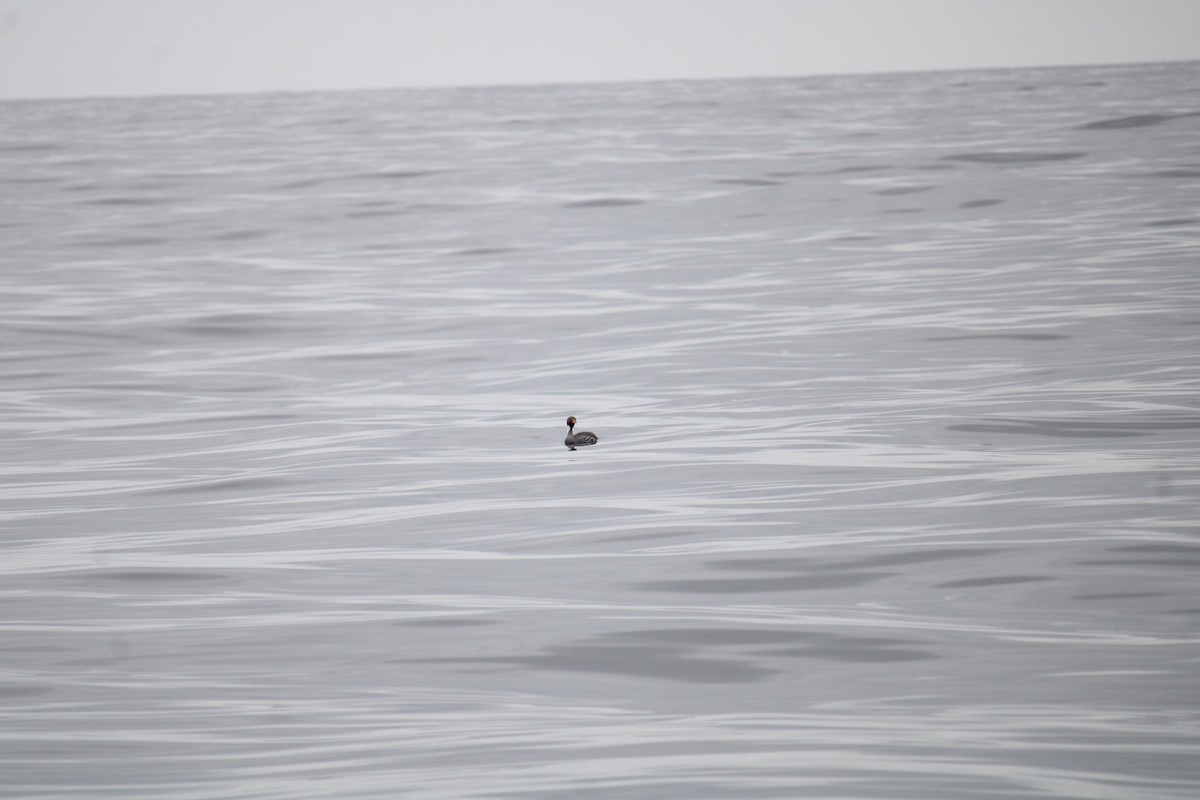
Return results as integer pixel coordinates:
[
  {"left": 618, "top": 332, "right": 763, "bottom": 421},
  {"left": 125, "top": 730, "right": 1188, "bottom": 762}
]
[{"left": 2, "top": 57, "right": 1196, "bottom": 105}]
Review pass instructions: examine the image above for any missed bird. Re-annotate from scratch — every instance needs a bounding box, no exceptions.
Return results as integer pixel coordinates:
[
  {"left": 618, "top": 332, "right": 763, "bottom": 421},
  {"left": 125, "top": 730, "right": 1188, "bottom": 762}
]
[{"left": 564, "top": 416, "right": 599, "bottom": 450}]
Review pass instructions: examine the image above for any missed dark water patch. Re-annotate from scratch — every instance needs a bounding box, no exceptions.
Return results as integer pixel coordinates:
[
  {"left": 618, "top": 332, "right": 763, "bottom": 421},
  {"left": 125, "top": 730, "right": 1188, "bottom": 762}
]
[
  {"left": 345, "top": 208, "right": 404, "bottom": 219},
  {"left": 1146, "top": 217, "right": 1197, "bottom": 227},
  {"left": 396, "top": 617, "right": 497, "bottom": 627},
  {"left": 835, "top": 235, "right": 875, "bottom": 241},
  {"left": 948, "top": 416, "right": 1200, "bottom": 438},
  {"left": 412, "top": 643, "right": 776, "bottom": 683},
  {"left": 315, "top": 115, "right": 359, "bottom": 126},
  {"left": 76, "top": 236, "right": 169, "bottom": 247},
  {"left": 770, "top": 644, "right": 938, "bottom": 663},
  {"left": 73, "top": 379, "right": 172, "bottom": 392},
  {"left": 563, "top": 198, "right": 644, "bottom": 208},
  {"left": 637, "top": 572, "right": 891, "bottom": 594},
  {"left": 97, "top": 412, "right": 298, "bottom": 437},
  {"left": 0, "top": 326, "right": 140, "bottom": 347},
  {"left": 2, "top": 175, "right": 61, "bottom": 185},
  {"left": 619, "top": 629, "right": 940, "bottom": 664},
  {"left": 960, "top": 199, "right": 1003, "bottom": 208},
  {"left": 917, "top": 163, "right": 958, "bottom": 171},
  {"left": 158, "top": 475, "right": 292, "bottom": 495},
  {"left": 875, "top": 185, "right": 934, "bottom": 196},
  {"left": 1166, "top": 608, "right": 1200, "bottom": 619},
  {"left": 713, "top": 178, "right": 783, "bottom": 187},
  {"left": 287, "top": 169, "right": 441, "bottom": 188},
  {"left": 1082, "top": 544, "right": 1200, "bottom": 569},
  {"left": 713, "top": 548, "right": 997, "bottom": 573},
  {"left": 83, "top": 195, "right": 171, "bottom": 206},
  {"left": 51, "top": 156, "right": 105, "bottom": 168},
  {"left": 331, "top": 170, "right": 444, "bottom": 185},
  {"left": 883, "top": 207, "right": 924, "bottom": 214},
  {"left": 948, "top": 421, "right": 1140, "bottom": 438},
  {"left": 1082, "top": 558, "right": 1200, "bottom": 569},
  {"left": 657, "top": 99, "right": 724, "bottom": 110},
  {"left": 927, "top": 332, "right": 1069, "bottom": 341},
  {"left": 172, "top": 312, "right": 302, "bottom": 337},
  {"left": 79, "top": 569, "right": 223, "bottom": 583},
  {"left": 0, "top": 685, "right": 54, "bottom": 699},
  {"left": 129, "top": 178, "right": 183, "bottom": 191},
  {"left": 828, "top": 165, "right": 891, "bottom": 174},
  {"left": 407, "top": 201, "right": 473, "bottom": 212},
  {"left": 450, "top": 247, "right": 519, "bottom": 256},
  {"left": 936, "top": 575, "right": 1050, "bottom": 589},
  {"left": 1074, "top": 591, "right": 1170, "bottom": 601},
  {"left": 619, "top": 628, "right": 813, "bottom": 646},
  {"left": 211, "top": 229, "right": 271, "bottom": 241},
  {"left": 1110, "top": 543, "right": 1200, "bottom": 556},
  {"left": 6, "top": 644, "right": 71, "bottom": 654},
  {"left": 601, "top": 529, "right": 695, "bottom": 543},
  {"left": 1148, "top": 168, "right": 1200, "bottom": 179},
  {"left": 764, "top": 170, "right": 807, "bottom": 177},
  {"left": 1078, "top": 111, "right": 1200, "bottom": 130},
  {"left": 274, "top": 176, "right": 337, "bottom": 190},
  {"left": 1, "top": 141, "right": 62, "bottom": 152},
  {"left": 314, "top": 349, "right": 415, "bottom": 362},
  {"left": 515, "top": 643, "right": 777, "bottom": 683},
  {"left": 358, "top": 169, "right": 440, "bottom": 181},
  {"left": 942, "top": 151, "right": 1086, "bottom": 164}
]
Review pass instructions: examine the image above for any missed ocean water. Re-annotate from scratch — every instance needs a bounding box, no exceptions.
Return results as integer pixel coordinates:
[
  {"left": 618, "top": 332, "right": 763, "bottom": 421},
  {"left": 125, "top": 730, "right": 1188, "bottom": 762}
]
[{"left": 2, "top": 61, "right": 1199, "bottom": 799}]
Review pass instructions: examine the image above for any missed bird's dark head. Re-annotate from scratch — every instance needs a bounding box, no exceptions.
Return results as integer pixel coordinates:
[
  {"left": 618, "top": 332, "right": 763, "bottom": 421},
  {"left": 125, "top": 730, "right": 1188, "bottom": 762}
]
[{"left": 566, "top": 416, "right": 577, "bottom": 427}]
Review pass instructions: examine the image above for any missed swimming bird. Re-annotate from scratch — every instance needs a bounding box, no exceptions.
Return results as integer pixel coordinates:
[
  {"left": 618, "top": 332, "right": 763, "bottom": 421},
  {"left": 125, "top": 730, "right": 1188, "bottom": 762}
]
[{"left": 565, "top": 416, "right": 598, "bottom": 450}]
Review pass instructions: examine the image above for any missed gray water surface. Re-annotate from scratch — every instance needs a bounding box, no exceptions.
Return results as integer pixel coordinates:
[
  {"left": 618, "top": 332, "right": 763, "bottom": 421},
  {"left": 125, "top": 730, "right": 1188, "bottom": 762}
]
[{"left": 2, "top": 62, "right": 1199, "bottom": 798}]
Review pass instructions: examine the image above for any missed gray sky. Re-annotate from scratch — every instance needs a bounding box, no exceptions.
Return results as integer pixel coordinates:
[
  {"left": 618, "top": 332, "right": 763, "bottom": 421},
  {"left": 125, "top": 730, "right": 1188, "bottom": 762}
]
[{"left": 1, "top": 0, "right": 1198, "bottom": 99}]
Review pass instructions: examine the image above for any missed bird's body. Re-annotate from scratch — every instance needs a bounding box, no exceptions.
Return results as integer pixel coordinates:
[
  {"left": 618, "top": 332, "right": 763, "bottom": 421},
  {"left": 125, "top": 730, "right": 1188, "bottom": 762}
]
[{"left": 565, "top": 416, "right": 598, "bottom": 450}]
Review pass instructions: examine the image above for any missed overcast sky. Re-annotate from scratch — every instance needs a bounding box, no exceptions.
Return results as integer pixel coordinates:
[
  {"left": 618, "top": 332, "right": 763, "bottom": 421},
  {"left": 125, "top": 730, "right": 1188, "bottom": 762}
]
[{"left": 1, "top": 0, "right": 1198, "bottom": 100}]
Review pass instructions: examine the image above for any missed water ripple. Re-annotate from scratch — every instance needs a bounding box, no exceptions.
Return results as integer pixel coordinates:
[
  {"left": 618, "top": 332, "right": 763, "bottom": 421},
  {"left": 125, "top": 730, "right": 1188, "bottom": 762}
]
[{"left": 2, "top": 62, "right": 1199, "bottom": 799}]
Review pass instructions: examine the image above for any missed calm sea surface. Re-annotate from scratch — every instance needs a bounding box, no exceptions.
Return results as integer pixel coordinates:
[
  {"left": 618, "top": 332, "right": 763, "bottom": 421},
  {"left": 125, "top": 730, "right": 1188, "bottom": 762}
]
[{"left": 2, "top": 62, "right": 1199, "bottom": 799}]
